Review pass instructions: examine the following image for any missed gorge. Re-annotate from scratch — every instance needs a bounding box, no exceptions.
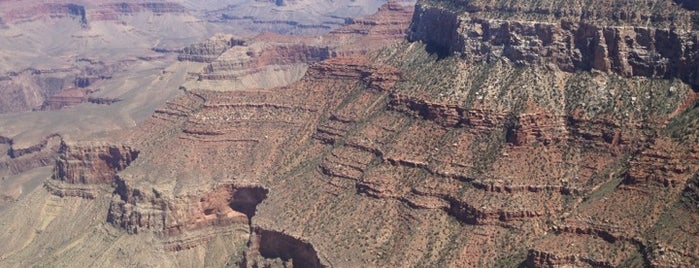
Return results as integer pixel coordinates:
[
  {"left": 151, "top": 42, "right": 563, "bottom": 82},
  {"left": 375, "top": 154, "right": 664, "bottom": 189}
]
[{"left": 0, "top": 0, "right": 698, "bottom": 267}]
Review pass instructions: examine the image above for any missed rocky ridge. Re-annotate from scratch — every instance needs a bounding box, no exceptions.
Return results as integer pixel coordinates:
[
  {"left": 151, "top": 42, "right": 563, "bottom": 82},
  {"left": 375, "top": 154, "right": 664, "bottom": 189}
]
[
  {"left": 180, "top": 1, "right": 414, "bottom": 91},
  {"left": 0, "top": 2, "right": 186, "bottom": 26},
  {"left": 0, "top": 58, "right": 132, "bottom": 113},
  {"left": 0, "top": 134, "right": 62, "bottom": 176},
  {"left": 409, "top": 0, "right": 699, "bottom": 86},
  {"left": 202, "top": 0, "right": 410, "bottom": 35}
]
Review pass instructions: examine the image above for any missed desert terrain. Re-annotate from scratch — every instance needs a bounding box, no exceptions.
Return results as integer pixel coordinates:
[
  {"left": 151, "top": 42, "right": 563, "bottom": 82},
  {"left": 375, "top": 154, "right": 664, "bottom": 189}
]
[{"left": 0, "top": 0, "right": 698, "bottom": 267}]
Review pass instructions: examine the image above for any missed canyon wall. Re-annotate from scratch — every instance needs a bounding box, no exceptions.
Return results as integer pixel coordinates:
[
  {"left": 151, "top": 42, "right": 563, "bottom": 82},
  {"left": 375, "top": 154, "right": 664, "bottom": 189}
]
[
  {"left": 409, "top": 0, "right": 699, "bottom": 86},
  {"left": 1, "top": 1, "right": 698, "bottom": 268},
  {"left": 52, "top": 143, "right": 139, "bottom": 185}
]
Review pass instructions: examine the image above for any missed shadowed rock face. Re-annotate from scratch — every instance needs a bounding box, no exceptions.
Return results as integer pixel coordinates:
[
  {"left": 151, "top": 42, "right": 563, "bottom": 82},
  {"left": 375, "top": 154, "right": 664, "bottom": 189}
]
[
  {"left": 250, "top": 228, "right": 325, "bottom": 268},
  {"left": 65, "top": 4, "right": 87, "bottom": 26},
  {"left": 229, "top": 187, "right": 268, "bottom": 219}
]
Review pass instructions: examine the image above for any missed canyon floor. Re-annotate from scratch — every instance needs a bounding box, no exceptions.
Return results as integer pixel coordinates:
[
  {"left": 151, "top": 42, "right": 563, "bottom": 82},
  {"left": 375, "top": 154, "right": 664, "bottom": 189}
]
[{"left": 1, "top": 0, "right": 699, "bottom": 267}]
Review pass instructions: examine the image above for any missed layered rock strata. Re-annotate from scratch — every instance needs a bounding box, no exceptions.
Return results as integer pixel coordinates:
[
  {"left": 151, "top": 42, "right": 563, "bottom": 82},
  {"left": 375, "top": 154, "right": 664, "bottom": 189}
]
[
  {"left": 181, "top": 2, "right": 414, "bottom": 91},
  {"left": 125, "top": 1, "right": 699, "bottom": 263},
  {"left": 0, "top": 134, "right": 62, "bottom": 176},
  {"left": 2, "top": 1, "right": 699, "bottom": 267},
  {"left": 52, "top": 143, "right": 139, "bottom": 185},
  {"left": 107, "top": 180, "right": 267, "bottom": 235},
  {"left": 0, "top": 60, "right": 127, "bottom": 113},
  {"left": 177, "top": 34, "right": 245, "bottom": 63},
  {"left": 0, "top": 2, "right": 186, "bottom": 25},
  {"left": 409, "top": 0, "right": 699, "bottom": 86}
]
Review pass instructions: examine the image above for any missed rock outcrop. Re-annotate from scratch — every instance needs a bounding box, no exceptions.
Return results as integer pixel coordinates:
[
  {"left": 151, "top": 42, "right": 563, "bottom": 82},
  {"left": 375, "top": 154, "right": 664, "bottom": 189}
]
[
  {"left": 0, "top": 134, "right": 62, "bottom": 176},
  {"left": 0, "top": 61, "right": 125, "bottom": 113},
  {"left": 52, "top": 143, "right": 139, "bottom": 185},
  {"left": 107, "top": 180, "right": 267, "bottom": 236},
  {"left": 40, "top": 88, "right": 94, "bottom": 110},
  {"left": 177, "top": 34, "right": 245, "bottom": 63},
  {"left": 409, "top": 0, "right": 699, "bottom": 86},
  {"left": 0, "top": 3, "right": 87, "bottom": 25}
]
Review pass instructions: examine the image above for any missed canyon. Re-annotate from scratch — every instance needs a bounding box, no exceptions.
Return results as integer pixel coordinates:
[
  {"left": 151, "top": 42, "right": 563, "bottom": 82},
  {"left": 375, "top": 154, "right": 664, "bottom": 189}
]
[
  {"left": 0, "top": 0, "right": 397, "bottom": 114},
  {"left": 1, "top": 0, "right": 698, "bottom": 267}
]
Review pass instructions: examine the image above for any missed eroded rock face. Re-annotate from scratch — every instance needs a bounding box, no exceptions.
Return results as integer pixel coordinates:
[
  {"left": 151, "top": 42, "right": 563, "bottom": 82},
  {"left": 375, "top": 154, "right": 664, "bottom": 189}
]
[
  {"left": 107, "top": 179, "right": 268, "bottom": 236},
  {"left": 197, "top": 41, "right": 332, "bottom": 81},
  {"left": 52, "top": 143, "right": 139, "bottom": 184},
  {"left": 409, "top": 0, "right": 699, "bottom": 86},
  {"left": 92, "top": 2, "right": 186, "bottom": 20},
  {"left": 40, "top": 88, "right": 94, "bottom": 110},
  {"left": 0, "top": 0, "right": 398, "bottom": 114},
  {"left": 0, "top": 60, "right": 126, "bottom": 113},
  {"left": 207, "top": 0, "right": 405, "bottom": 35},
  {"left": 182, "top": 2, "right": 414, "bottom": 91},
  {"left": 0, "top": 134, "right": 62, "bottom": 176}
]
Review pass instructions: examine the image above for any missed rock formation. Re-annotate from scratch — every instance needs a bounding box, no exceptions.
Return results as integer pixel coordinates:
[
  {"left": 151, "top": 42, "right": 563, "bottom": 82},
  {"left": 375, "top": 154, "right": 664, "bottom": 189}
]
[
  {"left": 52, "top": 143, "right": 139, "bottom": 185},
  {"left": 409, "top": 0, "right": 699, "bottom": 86},
  {"left": 0, "top": 60, "right": 126, "bottom": 113},
  {"left": 0, "top": 134, "right": 62, "bottom": 176},
  {"left": 177, "top": 34, "right": 245, "bottom": 63},
  {"left": 180, "top": 2, "right": 414, "bottom": 91},
  {"left": 40, "top": 88, "right": 94, "bottom": 110}
]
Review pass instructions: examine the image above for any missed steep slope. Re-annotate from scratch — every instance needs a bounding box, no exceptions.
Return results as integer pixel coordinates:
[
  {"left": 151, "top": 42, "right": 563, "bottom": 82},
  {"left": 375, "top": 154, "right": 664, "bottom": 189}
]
[{"left": 0, "top": 3, "right": 416, "bottom": 267}]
